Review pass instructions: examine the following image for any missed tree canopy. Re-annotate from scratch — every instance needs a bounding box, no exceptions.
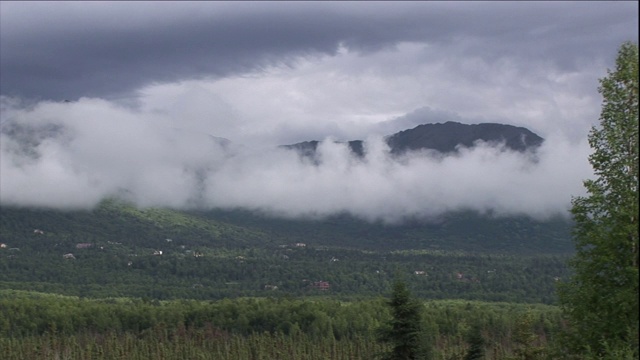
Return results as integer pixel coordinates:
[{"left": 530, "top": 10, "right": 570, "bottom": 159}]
[{"left": 559, "top": 41, "right": 639, "bottom": 358}]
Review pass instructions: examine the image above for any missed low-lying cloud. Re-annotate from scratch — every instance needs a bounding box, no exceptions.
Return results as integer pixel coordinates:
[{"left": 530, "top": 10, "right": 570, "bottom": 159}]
[{"left": 0, "top": 96, "right": 592, "bottom": 223}]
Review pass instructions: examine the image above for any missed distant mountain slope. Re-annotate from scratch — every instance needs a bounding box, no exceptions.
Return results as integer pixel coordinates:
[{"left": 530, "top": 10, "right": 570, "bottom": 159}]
[
  {"left": 282, "top": 121, "right": 544, "bottom": 157},
  {"left": 280, "top": 140, "right": 365, "bottom": 157},
  {"left": 0, "top": 201, "right": 572, "bottom": 255},
  {"left": 0, "top": 202, "right": 573, "bottom": 302},
  {"left": 193, "top": 208, "right": 573, "bottom": 255},
  {"left": 0, "top": 200, "right": 269, "bottom": 252},
  {"left": 386, "top": 121, "right": 544, "bottom": 154}
]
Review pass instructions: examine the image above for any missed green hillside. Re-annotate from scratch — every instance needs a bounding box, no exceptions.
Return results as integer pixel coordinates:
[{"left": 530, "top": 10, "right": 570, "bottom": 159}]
[
  {"left": 0, "top": 199, "right": 269, "bottom": 252},
  {"left": 1, "top": 199, "right": 573, "bottom": 254},
  {"left": 0, "top": 201, "right": 572, "bottom": 303},
  {"left": 190, "top": 208, "right": 573, "bottom": 254}
]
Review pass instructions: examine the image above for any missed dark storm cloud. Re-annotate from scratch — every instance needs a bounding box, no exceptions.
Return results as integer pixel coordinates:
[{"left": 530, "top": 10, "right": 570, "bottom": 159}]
[
  {"left": 1, "top": 2, "right": 637, "bottom": 101},
  {"left": 0, "top": 2, "right": 339, "bottom": 100}
]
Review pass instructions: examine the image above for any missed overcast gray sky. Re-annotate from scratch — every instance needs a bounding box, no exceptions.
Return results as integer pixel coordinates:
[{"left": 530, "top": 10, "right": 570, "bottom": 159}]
[{"left": 0, "top": 1, "right": 637, "bottom": 221}]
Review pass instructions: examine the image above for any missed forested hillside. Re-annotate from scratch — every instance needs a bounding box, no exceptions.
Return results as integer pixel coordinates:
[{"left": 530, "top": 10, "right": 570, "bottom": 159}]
[
  {"left": 1, "top": 198, "right": 574, "bottom": 254},
  {"left": 1, "top": 200, "right": 571, "bottom": 303}
]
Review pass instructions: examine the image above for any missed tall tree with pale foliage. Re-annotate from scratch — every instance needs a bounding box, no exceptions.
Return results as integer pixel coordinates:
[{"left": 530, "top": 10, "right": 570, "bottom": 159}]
[{"left": 558, "top": 41, "right": 639, "bottom": 358}]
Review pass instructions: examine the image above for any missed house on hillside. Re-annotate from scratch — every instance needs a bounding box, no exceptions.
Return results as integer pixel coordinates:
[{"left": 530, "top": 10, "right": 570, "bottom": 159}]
[
  {"left": 311, "top": 281, "right": 330, "bottom": 291},
  {"left": 33, "top": 229, "right": 44, "bottom": 235},
  {"left": 63, "top": 253, "right": 75, "bottom": 259},
  {"left": 0, "top": 243, "right": 7, "bottom": 248},
  {"left": 76, "top": 243, "right": 93, "bottom": 249}
]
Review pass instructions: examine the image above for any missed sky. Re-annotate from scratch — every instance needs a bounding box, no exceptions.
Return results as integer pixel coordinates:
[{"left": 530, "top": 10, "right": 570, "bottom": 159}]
[{"left": 0, "top": 1, "right": 638, "bottom": 222}]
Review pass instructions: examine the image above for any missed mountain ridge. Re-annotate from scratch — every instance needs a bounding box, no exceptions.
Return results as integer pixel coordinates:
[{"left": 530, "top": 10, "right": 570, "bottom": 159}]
[{"left": 281, "top": 121, "right": 544, "bottom": 157}]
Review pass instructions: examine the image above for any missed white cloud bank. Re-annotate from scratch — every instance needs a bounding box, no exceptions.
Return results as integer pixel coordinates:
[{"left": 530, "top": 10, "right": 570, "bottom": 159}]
[{"left": 0, "top": 94, "right": 592, "bottom": 223}]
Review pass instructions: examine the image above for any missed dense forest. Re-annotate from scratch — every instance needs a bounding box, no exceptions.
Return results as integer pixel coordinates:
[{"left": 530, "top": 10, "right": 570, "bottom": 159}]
[
  {"left": 0, "top": 200, "right": 572, "bottom": 358},
  {"left": 1, "top": 290, "right": 563, "bottom": 359}
]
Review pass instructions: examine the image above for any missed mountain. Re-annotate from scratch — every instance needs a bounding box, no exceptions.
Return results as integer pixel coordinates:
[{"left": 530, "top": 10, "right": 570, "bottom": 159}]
[
  {"left": 0, "top": 122, "right": 571, "bottom": 302},
  {"left": 282, "top": 121, "right": 544, "bottom": 157},
  {"left": 0, "top": 121, "right": 562, "bottom": 255},
  {"left": 281, "top": 140, "right": 365, "bottom": 157},
  {"left": 386, "top": 121, "right": 544, "bottom": 154}
]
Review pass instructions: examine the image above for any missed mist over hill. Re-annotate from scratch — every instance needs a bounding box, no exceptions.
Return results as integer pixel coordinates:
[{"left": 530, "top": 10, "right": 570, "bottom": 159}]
[
  {"left": 0, "top": 120, "right": 575, "bottom": 301},
  {"left": 0, "top": 98, "right": 591, "bottom": 223},
  {"left": 1, "top": 120, "right": 574, "bottom": 253}
]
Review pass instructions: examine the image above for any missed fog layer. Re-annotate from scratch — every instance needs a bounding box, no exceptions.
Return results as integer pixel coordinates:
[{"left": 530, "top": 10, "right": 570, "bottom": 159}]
[{"left": 0, "top": 97, "right": 591, "bottom": 223}]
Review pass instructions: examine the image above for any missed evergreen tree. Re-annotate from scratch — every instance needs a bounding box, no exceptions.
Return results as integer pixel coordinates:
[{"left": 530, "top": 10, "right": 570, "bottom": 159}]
[
  {"left": 464, "top": 323, "right": 485, "bottom": 360},
  {"left": 558, "top": 41, "right": 639, "bottom": 358},
  {"left": 378, "top": 279, "right": 431, "bottom": 360}
]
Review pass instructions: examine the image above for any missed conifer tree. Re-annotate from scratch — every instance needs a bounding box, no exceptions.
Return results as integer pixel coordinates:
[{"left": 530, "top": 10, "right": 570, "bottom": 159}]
[
  {"left": 378, "top": 279, "right": 432, "bottom": 360},
  {"left": 464, "top": 323, "right": 485, "bottom": 360}
]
